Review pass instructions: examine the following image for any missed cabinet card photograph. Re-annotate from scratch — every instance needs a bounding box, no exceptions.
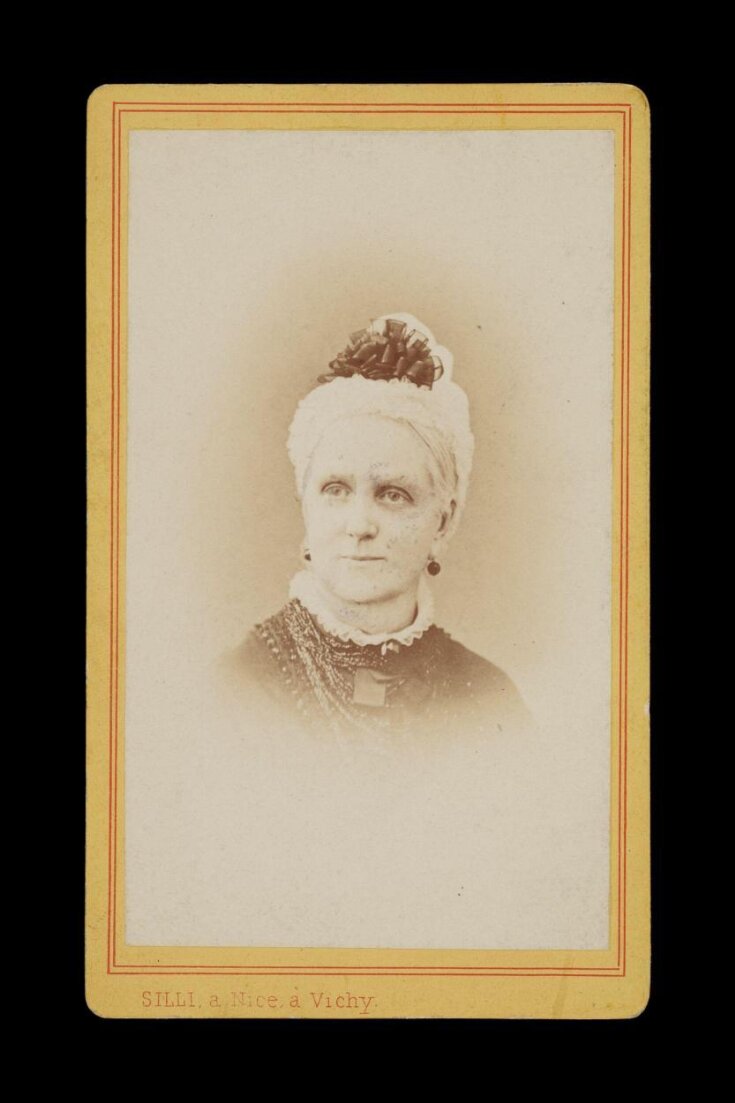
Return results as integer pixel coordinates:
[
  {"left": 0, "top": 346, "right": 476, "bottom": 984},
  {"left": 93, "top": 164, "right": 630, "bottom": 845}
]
[{"left": 86, "top": 83, "right": 650, "bottom": 1019}]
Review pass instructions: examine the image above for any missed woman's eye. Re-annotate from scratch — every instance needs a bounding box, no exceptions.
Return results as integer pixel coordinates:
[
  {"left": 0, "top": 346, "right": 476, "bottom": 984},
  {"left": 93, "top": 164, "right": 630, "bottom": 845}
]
[
  {"left": 322, "top": 483, "right": 349, "bottom": 497},
  {"left": 379, "top": 487, "right": 411, "bottom": 504}
]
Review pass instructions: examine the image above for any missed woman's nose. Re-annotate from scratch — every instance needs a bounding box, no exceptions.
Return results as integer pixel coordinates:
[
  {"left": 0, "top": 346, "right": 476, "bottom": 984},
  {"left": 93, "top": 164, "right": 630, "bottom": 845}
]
[{"left": 344, "top": 495, "right": 378, "bottom": 539}]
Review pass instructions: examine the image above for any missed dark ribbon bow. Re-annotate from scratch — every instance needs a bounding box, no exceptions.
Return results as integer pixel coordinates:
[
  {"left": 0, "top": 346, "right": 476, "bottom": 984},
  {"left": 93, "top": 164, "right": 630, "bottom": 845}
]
[{"left": 318, "top": 318, "right": 444, "bottom": 390}]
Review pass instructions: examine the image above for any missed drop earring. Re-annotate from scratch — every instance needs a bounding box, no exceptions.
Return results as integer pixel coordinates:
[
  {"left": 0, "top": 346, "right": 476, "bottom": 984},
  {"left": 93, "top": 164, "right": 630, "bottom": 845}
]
[
  {"left": 303, "top": 549, "right": 311, "bottom": 562},
  {"left": 427, "top": 557, "right": 441, "bottom": 576}
]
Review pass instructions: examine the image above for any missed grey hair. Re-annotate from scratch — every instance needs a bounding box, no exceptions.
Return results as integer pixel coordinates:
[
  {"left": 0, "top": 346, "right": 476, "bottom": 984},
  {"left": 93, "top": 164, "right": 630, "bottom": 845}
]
[{"left": 401, "top": 418, "right": 459, "bottom": 516}]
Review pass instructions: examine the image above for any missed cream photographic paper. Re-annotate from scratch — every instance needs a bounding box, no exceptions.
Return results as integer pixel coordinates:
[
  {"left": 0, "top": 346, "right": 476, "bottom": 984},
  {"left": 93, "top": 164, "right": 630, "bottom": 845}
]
[{"left": 86, "top": 82, "right": 650, "bottom": 1019}]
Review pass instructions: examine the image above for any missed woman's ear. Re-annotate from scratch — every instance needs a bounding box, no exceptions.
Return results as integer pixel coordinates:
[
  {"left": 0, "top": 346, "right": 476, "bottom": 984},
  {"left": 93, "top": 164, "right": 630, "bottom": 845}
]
[{"left": 437, "top": 499, "right": 457, "bottom": 536}]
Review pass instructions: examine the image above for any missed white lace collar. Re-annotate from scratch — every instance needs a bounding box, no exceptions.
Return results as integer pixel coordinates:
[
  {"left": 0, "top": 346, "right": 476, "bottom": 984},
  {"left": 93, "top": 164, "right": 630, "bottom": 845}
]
[{"left": 289, "top": 569, "right": 435, "bottom": 651}]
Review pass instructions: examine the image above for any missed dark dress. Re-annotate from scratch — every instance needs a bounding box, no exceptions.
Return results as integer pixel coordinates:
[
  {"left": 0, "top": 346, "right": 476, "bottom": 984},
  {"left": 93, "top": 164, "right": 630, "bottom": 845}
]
[{"left": 226, "top": 597, "right": 531, "bottom": 742}]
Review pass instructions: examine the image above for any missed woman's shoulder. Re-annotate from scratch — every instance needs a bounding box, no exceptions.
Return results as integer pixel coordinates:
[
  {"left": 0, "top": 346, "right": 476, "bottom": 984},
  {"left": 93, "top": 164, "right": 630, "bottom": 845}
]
[
  {"left": 220, "top": 605, "right": 295, "bottom": 689},
  {"left": 424, "top": 626, "right": 531, "bottom": 724},
  {"left": 226, "top": 627, "right": 273, "bottom": 675},
  {"left": 428, "top": 627, "right": 512, "bottom": 681}
]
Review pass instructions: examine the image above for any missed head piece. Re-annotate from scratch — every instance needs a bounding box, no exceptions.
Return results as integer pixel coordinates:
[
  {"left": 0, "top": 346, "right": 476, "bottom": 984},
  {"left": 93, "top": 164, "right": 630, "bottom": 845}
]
[{"left": 287, "top": 313, "right": 475, "bottom": 539}]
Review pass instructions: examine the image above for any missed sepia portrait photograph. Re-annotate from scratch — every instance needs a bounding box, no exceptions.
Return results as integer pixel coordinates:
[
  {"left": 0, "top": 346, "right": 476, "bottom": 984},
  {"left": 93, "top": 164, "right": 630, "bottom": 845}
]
[{"left": 86, "top": 83, "right": 650, "bottom": 1018}]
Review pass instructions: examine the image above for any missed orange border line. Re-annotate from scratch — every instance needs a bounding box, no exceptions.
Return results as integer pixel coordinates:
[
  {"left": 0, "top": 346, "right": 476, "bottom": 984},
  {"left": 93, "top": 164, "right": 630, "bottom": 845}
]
[
  {"left": 616, "top": 108, "right": 626, "bottom": 969},
  {"left": 109, "top": 961, "right": 623, "bottom": 969},
  {"left": 110, "top": 103, "right": 122, "bottom": 969},
  {"left": 119, "top": 108, "right": 624, "bottom": 116},
  {"left": 115, "top": 104, "right": 122, "bottom": 966},
  {"left": 111, "top": 970, "right": 624, "bottom": 976},
  {"left": 115, "top": 101, "right": 635, "bottom": 108},
  {"left": 107, "top": 101, "right": 632, "bottom": 977},
  {"left": 112, "top": 967, "right": 624, "bottom": 977},
  {"left": 107, "top": 101, "right": 116, "bottom": 974},
  {"left": 111, "top": 971, "right": 622, "bottom": 978},
  {"left": 622, "top": 104, "right": 633, "bottom": 976}
]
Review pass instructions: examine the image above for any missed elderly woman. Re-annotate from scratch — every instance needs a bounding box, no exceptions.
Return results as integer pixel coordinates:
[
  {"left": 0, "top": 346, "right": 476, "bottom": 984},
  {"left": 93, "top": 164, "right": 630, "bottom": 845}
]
[{"left": 232, "top": 313, "right": 529, "bottom": 739}]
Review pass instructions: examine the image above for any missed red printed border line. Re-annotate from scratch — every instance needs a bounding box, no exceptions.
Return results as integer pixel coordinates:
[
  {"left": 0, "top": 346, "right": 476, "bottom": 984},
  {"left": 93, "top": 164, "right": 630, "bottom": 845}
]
[
  {"left": 106, "top": 101, "right": 633, "bottom": 977},
  {"left": 114, "top": 100, "right": 634, "bottom": 107}
]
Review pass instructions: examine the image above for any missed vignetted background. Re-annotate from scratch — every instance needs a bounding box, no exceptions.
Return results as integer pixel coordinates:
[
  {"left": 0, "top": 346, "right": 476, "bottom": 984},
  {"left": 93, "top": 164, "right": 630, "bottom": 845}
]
[{"left": 124, "top": 128, "right": 614, "bottom": 949}]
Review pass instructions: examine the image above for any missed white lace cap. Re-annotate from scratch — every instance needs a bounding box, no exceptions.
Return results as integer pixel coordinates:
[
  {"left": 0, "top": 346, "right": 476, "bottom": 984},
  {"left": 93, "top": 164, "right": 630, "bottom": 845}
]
[
  {"left": 289, "top": 569, "right": 435, "bottom": 651},
  {"left": 287, "top": 313, "right": 474, "bottom": 540}
]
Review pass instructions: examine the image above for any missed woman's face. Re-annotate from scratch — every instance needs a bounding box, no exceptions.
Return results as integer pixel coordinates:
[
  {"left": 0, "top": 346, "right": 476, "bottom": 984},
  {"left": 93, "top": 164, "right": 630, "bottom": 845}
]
[{"left": 301, "top": 413, "right": 451, "bottom": 607}]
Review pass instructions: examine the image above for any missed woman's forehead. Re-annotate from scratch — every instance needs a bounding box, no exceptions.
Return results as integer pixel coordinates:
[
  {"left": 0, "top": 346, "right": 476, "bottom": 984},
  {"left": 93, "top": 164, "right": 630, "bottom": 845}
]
[{"left": 308, "top": 414, "right": 435, "bottom": 475}]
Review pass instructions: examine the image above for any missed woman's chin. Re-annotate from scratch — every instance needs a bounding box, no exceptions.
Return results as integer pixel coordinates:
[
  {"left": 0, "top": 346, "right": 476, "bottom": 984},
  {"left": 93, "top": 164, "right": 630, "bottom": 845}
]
[
  {"left": 315, "top": 567, "right": 401, "bottom": 607},
  {"left": 333, "top": 581, "right": 392, "bottom": 606}
]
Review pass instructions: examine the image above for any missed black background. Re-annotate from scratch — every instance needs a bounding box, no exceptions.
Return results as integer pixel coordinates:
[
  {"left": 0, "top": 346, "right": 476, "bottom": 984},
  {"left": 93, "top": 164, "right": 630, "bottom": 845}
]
[{"left": 53, "top": 45, "right": 677, "bottom": 1057}]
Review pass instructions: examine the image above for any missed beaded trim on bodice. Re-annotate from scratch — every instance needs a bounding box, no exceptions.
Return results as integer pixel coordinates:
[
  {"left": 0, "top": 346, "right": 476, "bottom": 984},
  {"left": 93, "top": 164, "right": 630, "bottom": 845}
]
[{"left": 253, "top": 598, "right": 448, "bottom": 736}]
